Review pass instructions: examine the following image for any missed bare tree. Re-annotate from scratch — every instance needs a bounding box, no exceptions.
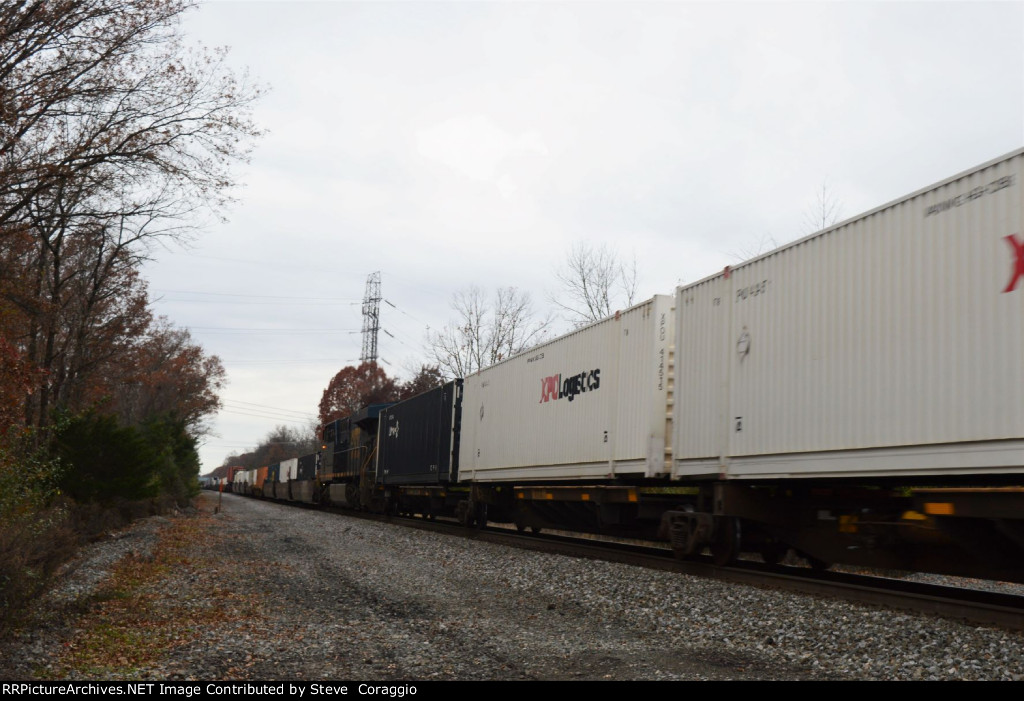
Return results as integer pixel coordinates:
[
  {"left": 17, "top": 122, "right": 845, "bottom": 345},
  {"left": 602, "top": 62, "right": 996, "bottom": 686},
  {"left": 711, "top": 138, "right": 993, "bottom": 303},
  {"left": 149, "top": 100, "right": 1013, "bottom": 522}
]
[
  {"left": 803, "top": 180, "right": 843, "bottom": 234},
  {"left": 0, "top": 0, "right": 262, "bottom": 432},
  {"left": 223, "top": 424, "right": 319, "bottom": 470},
  {"left": 552, "top": 242, "right": 639, "bottom": 327},
  {"left": 429, "top": 286, "right": 551, "bottom": 379},
  {"left": 729, "top": 232, "right": 780, "bottom": 262},
  {"left": 0, "top": 1, "right": 263, "bottom": 232},
  {"left": 731, "top": 181, "right": 844, "bottom": 262}
]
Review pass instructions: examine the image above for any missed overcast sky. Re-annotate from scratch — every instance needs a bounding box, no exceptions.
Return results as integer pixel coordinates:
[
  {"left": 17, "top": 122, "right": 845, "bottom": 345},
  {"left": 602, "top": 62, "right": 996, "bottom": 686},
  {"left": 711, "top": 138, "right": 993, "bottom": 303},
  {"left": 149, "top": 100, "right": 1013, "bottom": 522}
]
[{"left": 139, "top": 0, "right": 1024, "bottom": 473}]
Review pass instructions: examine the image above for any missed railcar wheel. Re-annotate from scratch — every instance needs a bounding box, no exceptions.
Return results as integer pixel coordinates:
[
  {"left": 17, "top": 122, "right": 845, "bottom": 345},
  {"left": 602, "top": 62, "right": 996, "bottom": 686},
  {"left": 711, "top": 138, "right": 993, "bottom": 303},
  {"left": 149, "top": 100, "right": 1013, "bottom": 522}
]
[
  {"left": 345, "top": 482, "right": 361, "bottom": 510},
  {"left": 667, "top": 505, "right": 701, "bottom": 561},
  {"left": 670, "top": 520, "right": 696, "bottom": 560},
  {"left": 711, "top": 517, "right": 741, "bottom": 566},
  {"left": 456, "top": 500, "right": 472, "bottom": 527}
]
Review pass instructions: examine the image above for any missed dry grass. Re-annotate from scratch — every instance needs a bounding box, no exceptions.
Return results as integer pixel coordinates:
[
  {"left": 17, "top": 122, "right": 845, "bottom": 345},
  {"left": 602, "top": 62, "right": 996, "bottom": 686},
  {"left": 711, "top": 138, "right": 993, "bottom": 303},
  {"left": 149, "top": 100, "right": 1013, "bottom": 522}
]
[
  {"left": 0, "top": 505, "right": 77, "bottom": 632},
  {"left": 40, "top": 497, "right": 265, "bottom": 679}
]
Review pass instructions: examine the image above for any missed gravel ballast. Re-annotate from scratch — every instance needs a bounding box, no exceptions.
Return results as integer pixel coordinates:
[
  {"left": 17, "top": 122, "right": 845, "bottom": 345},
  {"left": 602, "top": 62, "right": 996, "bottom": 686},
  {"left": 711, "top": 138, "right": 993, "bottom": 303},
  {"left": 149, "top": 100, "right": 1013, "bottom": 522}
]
[{"left": 3, "top": 492, "right": 1023, "bottom": 681}]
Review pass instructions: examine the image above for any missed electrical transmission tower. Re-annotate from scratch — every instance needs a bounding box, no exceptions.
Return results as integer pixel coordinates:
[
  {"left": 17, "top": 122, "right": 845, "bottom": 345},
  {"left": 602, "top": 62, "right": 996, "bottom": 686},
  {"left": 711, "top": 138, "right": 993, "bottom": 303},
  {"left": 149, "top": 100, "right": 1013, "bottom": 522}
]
[{"left": 360, "top": 271, "right": 382, "bottom": 365}]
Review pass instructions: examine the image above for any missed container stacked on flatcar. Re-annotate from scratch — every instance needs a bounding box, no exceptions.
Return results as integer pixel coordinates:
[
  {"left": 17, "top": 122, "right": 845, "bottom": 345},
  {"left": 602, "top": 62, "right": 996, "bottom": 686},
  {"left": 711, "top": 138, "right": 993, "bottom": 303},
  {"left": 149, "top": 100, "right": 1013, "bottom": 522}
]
[
  {"left": 232, "top": 468, "right": 250, "bottom": 495},
  {"left": 221, "top": 148, "right": 1024, "bottom": 584},
  {"left": 270, "top": 458, "right": 296, "bottom": 499},
  {"left": 460, "top": 295, "right": 674, "bottom": 482},
  {"left": 223, "top": 465, "right": 244, "bottom": 493},
  {"left": 290, "top": 453, "right": 317, "bottom": 503},
  {"left": 376, "top": 380, "right": 463, "bottom": 517},
  {"left": 663, "top": 148, "right": 1024, "bottom": 573},
  {"left": 264, "top": 463, "right": 280, "bottom": 498},
  {"left": 674, "top": 149, "right": 1023, "bottom": 481},
  {"left": 456, "top": 295, "right": 676, "bottom": 533},
  {"left": 254, "top": 465, "right": 268, "bottom": 497}
]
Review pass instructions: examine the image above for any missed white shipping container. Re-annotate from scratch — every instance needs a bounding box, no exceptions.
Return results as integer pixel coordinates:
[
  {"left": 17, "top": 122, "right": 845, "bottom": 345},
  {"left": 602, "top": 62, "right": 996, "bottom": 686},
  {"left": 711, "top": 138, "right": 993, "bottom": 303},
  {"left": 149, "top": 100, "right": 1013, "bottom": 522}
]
[
  {"left": 460, "top": 295, "right": 675, "bottom": 482},
  {"left": 674, "top": 149, "right": 1024, "bottom": 480},
  {"left": 280, "top": 457, "right": 298, "bottom": 482}
]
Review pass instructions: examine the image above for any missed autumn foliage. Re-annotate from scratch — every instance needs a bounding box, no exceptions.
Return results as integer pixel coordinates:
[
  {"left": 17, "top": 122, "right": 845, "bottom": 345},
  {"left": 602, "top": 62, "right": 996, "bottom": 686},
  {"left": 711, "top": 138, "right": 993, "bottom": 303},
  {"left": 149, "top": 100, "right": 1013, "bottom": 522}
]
[
  {"left": 0, "top": 0, "right": 254, "bottom": 439},
  {"left": 318, "top": 362, "right": 399, "bottom": 427},
  {"left": 0, "top": 337, "right": 36, "bottom": 435},
  {"left": 0, "top": 0, "right": 261, "bottom": 624},
  {"left": 316, "top": 362, "right": 450, "bottom": 430}
]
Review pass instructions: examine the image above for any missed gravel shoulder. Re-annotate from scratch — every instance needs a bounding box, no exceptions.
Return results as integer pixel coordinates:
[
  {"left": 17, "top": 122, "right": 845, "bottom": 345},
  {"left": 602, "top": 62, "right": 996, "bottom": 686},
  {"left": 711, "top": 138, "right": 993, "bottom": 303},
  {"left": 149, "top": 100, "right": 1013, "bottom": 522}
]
[{"left": 2, "top": 492, "right": 1022, "bottom": 681}]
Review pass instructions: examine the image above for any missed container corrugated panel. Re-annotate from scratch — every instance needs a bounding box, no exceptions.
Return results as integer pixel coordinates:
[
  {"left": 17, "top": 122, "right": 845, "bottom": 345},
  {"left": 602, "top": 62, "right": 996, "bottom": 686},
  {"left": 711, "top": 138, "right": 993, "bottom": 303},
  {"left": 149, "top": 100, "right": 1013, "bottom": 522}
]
[
  {"left": 265, "top": 464, "right": 280, "bottom": 498},
  {"left": 279, "top": 458, "right": 298, "bottom": 482},
  {"left": 296, "top": 454, "right": 316, "bottom": 481},
  {"left": 377, "top": 381, "right": 462, "bottom": 486},
  {"left": 674, "top": 275, "right": 731, "bottom": 472},
  {"left": 460, "top": 295, "right": 675, "bottom": 482},
  {"left": 674, "top": 149, "right": 1024, "bottom": 480}
]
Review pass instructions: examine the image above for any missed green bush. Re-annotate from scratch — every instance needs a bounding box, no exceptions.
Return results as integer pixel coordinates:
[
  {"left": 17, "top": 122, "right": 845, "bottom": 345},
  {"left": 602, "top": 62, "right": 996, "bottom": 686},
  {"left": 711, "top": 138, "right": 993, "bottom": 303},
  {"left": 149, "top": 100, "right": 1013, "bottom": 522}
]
[
  {"left": 54, "top": 412, "right": 161, "bottom": 504},
  {"left": 0, "top": 413, "right": 205, "bottom": 628},
  {"left": 142, "top": 415, "right": 201, "bottom": 508},
  {"left": 0, "top": 429, "right": 73, "bottom": 629}
]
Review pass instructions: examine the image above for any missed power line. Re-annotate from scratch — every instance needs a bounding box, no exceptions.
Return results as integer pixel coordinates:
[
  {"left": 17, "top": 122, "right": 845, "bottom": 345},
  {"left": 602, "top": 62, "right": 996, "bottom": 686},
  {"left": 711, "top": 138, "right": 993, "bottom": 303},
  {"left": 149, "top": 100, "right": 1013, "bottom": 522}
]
[
  {"left": 223, "top": 359, "right": 343, "bottom": 365},
  {"left": 159, "top": 300, "right": 358, "bottom": 307},
  {"left": 190, "top": 328, "right": 360, "bottom": 335},
  {"left": 218, "top": 409, "right": 311, "bottom": 424},
  {"left": 160, "top": 250, "right": 365, "bottom": 274},
  {"left": 383, "top": 298, "right": 433, "bottom": 329},
  {"left": 154, "top": 289, "right": 361, "bottom": 301},
  {"left": 222, "top": 400, "right": 314, "bottom": 418}
]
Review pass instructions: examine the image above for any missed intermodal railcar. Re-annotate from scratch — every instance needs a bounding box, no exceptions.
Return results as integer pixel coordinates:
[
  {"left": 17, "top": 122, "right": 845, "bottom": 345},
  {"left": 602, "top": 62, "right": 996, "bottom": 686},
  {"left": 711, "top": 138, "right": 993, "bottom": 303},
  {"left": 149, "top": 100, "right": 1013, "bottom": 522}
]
[{"left": 219, "top": 148, "right": 1024, "bottom": 584}]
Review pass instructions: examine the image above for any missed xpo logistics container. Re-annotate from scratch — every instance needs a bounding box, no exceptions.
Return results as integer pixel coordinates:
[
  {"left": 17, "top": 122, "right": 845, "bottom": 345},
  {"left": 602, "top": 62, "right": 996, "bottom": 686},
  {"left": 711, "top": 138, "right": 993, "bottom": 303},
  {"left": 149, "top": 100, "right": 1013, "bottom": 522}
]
[
  {"left": 673, "top": 148, "right": 1024, "bottom": 481},
  {"left": 459, "top": 295, "right": 675, "bottom": 482}
]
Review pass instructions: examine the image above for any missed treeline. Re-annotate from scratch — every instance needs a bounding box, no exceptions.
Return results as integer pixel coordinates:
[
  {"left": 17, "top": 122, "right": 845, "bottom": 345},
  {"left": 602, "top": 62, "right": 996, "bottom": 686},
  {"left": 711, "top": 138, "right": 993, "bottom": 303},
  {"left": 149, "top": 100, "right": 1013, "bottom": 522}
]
[
  {"left": 0, "top": 1, "right": 260, "bottom": 625},
  {"left": 213, "top": 363, "right": 445, "bottom": 477},
  {"left": 317, "top": 362, "right": 446, "bottom": 428},
  {"left": 217, "top": 424, "right": 320, "bottom": 476}
]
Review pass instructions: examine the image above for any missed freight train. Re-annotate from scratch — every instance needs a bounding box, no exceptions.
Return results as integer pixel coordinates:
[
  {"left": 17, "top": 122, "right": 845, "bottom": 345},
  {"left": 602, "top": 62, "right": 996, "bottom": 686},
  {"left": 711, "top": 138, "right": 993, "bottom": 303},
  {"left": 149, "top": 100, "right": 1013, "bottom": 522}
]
[{"left": 219, "top": 148, "right": 1024, "bottom": 584}]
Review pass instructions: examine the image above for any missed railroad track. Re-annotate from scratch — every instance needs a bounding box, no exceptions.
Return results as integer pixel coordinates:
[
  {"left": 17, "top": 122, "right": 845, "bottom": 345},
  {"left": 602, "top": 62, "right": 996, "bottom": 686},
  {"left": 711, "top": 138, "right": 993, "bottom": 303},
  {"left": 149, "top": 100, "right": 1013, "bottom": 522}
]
[
  {"left": 374, "top": 511, "right": 1024, "bottom": 632},
  {"left": 291, "top": 497, "right": 1024, "bottom": 631}
]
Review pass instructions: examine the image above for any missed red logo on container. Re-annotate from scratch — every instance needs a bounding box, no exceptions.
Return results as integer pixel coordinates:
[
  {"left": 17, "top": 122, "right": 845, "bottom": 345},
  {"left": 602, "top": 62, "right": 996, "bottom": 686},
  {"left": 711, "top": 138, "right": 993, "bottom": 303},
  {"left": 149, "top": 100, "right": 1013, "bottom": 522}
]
[
  {"left": 539, "top": 369, "right": 601, "bottom": 403},
  {"left": 1004, "top": 234, "right": 1024, "bottom": 293},
  {"left": 539, "top": 374, "right": 561, "bottom": 403}
]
